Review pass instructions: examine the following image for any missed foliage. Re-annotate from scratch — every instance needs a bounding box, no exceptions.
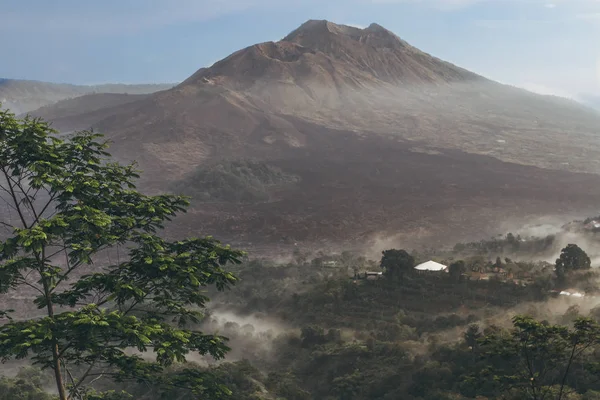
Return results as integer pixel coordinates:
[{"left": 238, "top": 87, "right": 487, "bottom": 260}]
[
  {"left": 448, "top": 260, "right": 466, "bottom": 281},
  {"left": 173, "top": 160, "right": 299, "bottom": 203},
  {"left": 474, "top": 315, "right": 600, "bottom": 400},
  {"left": 555, "top": 244, "right": 591, "bottom": 282},
  {"left": 453, "top": 233, "right": 556, "bottom": 257},
  {"left": 0, "top": 367, "right": 56, "bottom": 400},
  {"left": 0, "top": 109, "right": 244, "bottom": 399},
  {"left": 380, "top": 249, "right": 414, "bottom": 280},
  {"left": 100, "top": 361, "right": 268, "bottom": 400}
]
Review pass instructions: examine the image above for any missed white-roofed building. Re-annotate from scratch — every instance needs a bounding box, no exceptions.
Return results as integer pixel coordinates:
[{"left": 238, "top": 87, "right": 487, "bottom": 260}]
[{"left": 414, "top": 260, "right": 448, "bottom": 273}]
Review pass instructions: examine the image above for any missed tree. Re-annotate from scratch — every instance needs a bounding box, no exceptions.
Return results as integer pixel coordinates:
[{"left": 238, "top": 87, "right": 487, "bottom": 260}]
[
  {"left": 472, "top": 315, "right": 600, "bottom": 400},
  {"left": 495, "top": 256, "right": 503, "bottom": 268},
  {"left": 292, "top": 248, "right": 308, "bottom": 265},
  {"left": 555, "top": 244, "right": 591, "bottom": 283},
  {"left": 463, "top": 324, "right": 481, "bottom": 350},
  {"left": 380, "top": 249, "right": 414, "bottom": 280},
  {"left": 0, "top": 109, "right": 244, "bottom": 400},
  {"left": 300, "top": 325, "right": 327, "bottom": 347},
  {"left": 0, "top": 367, "right": 55, "bottom": 400},
  {"left": 556, "top": 244, "right": 591, "bottom": 272},
  {"left": 448, "top": 260, "right": 466, "bottom": 282}
]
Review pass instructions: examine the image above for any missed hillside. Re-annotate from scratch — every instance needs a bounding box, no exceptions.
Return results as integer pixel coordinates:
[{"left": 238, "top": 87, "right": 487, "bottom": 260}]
[
  {"left": 21, "top": 20, "right": 600, "bottom": 250},
  {"left": 25, "top": 93, "right": 150, "bottom": 132},
  {"left": 0, "top": 78, "right": 174, "bottom": 115}
]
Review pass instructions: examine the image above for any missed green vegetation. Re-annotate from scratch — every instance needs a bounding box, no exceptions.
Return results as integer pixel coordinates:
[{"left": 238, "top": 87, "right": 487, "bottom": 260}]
[
  {"left": 174, "top": 160, "right": 299, "bottom": 203},
  {"left": 453, "top": 232, "right": 556, "bottom": 257},
  {"left": 0, "top": 109, "right": 243, "bottom": 400},
  {"left": 3, "top": 240, "right": 600, "bottom": 399},
  {"left": 555, "top": 243, "right": 591, "bottom": 282},
  {"left": 380, "top": 249, "right": 414, "bottom": 280},
  {"left": 473, "top": 316, "right": 600, "bottom": 400},
  {"left": 0, "top": 367, "right": 55, "bottom": 400}
]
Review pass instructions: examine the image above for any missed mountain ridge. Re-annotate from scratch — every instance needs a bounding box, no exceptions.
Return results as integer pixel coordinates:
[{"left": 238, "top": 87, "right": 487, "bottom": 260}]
[
  {"left": 21, "top": 19, "right": 600, "bottom": 249},
  {"left": 0, "top": 78, "right": 175, "bottom": 115}
]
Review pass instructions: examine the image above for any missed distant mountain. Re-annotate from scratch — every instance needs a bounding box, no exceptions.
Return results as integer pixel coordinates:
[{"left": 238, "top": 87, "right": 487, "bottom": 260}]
[
  {"left": 0, "top": 79, "right": 174, "bottom": 115},
  {"left": 23, "top": 20, "right": 600, "bottom": 250},
  {"left": 26, "top": 93, "right": 151, "bottom": 132}
]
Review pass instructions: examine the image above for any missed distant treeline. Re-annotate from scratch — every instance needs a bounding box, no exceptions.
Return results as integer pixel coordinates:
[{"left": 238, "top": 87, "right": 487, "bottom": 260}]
[{"left": 453, "top": 232, "right": 556, "bottom": 256}]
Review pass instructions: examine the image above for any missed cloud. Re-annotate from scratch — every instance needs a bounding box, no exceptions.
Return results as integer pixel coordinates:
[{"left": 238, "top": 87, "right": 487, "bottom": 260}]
[
  {"left": 474, "top": 18, "right": 558, "bottom": 29},
  {"left": 369, "top": 0, "right": 483, "bottom": 9},
  {"left": 519, "top": 83, "right": 575, "bottom": 99},
  {"left": 597, "top": 57, "right": 600, "bottom": 89},
  {"left": 576, "top": 12, "right": 600, "bottom": 20},
  {"left": 0, "top": 0, "right": 277, "bottom": 36},
  {"left": 369, "top": 0, "right": 600, "bottom": 12},
  {"left": 343, "top": 22, "right": 367, "bottom": 28},
  {"left": 3, "top": 0, "right": 600, "bottom": 37}
]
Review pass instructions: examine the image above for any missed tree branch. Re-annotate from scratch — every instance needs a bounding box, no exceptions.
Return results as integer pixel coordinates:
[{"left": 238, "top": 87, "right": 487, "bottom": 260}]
[
  {"left": 15, "top": 277, "right": 45, "bottom": 296},
  {"left": 70, "top": 360, "right": 97, "bottom": 395},
  {"left": 1, "top": 166, "right": 29, "bottom": 228}
]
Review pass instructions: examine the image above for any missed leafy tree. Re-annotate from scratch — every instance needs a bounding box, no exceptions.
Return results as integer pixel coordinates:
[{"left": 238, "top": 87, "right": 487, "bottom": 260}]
[
  {"left": 555, "top": 244, "right": 591, "bottom": 284},
  {"left": 556, "top": 244, "right": 591, "bottom": 273},
  {"left": 495, "top": 256, "right": 503, "bottom": 268},
  {"left": 380, "top": 249, "right": 414, "bottom": 280},
  {"left": 472, "top": 315, "right": 600, "bottom": 400},
  {"left": 0, "top": 109, "right": 244, "bottom": 400},
  {"left": 448, "top": 260, "right": 466, "bottom": 282},
  {"left": 300, "top": 325, "right": 327, "bottom": 348},
  {"left": 0, "top": 367, "right": 55, "bottom": 400},
  {"left": 463, "top": 324, "right": 481, "bottom": 350}
]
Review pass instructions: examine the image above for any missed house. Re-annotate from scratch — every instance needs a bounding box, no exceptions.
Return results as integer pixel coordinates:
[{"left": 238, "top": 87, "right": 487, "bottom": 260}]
[
  {"left": 414, "top": 260, "right": 448, "bottom": 273},
  {"left": 353, "top": 271, "right": 383, "bottom": 280},
  {"left": 584, "top": 220, "right": 600, "bottom": 230},
  {"left": 365, "top": 271, "right": 383, "bottom": 280},
  {"left": 468, "top": 271, "right": 489, "bottom": 281},
  {"left": 559, "top": 289, "right": 585, "bottom": 298}
]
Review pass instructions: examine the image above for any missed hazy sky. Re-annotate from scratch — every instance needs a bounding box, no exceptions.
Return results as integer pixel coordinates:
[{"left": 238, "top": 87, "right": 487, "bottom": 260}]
[{"left": 1, "top": 0, "right": 599, "bottom": 99}]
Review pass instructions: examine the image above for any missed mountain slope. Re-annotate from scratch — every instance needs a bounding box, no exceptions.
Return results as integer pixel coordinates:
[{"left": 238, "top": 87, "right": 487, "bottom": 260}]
[
  {"left": 26, "top": 20, "right": 600, "bottom": 250},
  {"left": 26, "top": 93, "right": 150, "bottom": 132},
  {"left": 175, "top": 21, "right": 600, "bottom": 175},
  {"left": 0, "top": 78, "right": 174, "bottom": 115}
]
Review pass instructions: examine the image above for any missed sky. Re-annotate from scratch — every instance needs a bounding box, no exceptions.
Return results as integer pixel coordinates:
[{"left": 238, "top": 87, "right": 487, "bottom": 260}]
[{"left": 1, "top": 0, "right": 599, "bottom": 99}]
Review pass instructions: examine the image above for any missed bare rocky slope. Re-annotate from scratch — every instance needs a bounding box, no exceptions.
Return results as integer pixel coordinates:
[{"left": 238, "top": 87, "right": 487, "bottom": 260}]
[
  {"left": 21, "top": 20, "right": 600, "bottom": 252},
  {"left": 0, "top": 78, "right": 174, "bottom": 115}
]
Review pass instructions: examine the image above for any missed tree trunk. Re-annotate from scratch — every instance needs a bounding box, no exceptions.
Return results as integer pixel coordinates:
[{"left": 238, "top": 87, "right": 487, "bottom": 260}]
[
  {"left": 52, "top": 342, "right": 68, "bottom": 400},
  {"left": 42, "top": 272, "right": 68, "bottom": 400}
]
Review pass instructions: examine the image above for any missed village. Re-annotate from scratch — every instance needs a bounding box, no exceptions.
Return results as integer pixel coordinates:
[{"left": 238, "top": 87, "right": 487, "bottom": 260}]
[
  {"left": 346, "top": 258, "right": 589, "bottom": 299},
  {"left": 350, "top": 259, "right": 538, "bottom": 285}
]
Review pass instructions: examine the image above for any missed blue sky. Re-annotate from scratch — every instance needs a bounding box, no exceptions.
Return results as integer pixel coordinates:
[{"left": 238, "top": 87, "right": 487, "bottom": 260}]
[{"left": 1, "top": 0, "right": 599, "bottom": 99}]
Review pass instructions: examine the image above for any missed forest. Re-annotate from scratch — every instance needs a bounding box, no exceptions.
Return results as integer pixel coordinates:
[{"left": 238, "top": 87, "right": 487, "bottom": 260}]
[{"left": 5, "top": 241, "right": 600, "bottom": 399}]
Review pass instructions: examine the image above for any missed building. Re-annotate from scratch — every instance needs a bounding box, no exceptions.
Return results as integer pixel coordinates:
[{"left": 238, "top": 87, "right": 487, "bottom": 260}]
[
  {"left": 468, "top": 271, "right": 489, "bottom": 281},
  {"left": 353, "top": 271, "right": 383, "bottom": 281},
  {"left": 414, "top": 260, "right": 448, "bottom": 273},
  {"left": 365, "top": 271, "right": 383, "bottom": 280}
]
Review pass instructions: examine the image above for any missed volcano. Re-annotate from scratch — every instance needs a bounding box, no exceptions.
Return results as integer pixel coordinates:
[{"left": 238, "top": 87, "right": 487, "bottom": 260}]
[{"left": 26, "top": 20, "right": 600, "bottom": 252}]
